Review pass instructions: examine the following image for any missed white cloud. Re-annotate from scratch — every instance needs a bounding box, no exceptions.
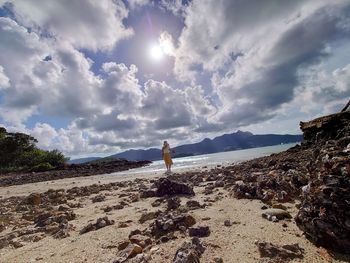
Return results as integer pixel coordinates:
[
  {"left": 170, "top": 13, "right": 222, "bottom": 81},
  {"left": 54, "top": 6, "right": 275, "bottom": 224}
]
[
  {"left": 4, "top": 0, "right": 133, "bottom": 51},
  {"left": 142, "top": 80, "right": 193, "bottom": 129},
  {"left": 127, "top": 0, "right": 149, "bottom": 10},
  {"left": 31, "top": 123, "right": 58, "bottom": 149},
  {"left": 0, "top": 65, "right": 10, "bottom": 89},
  {"left": 185, "top": 85, "right": 216, "bottom": 117},
  {"left": 174, "top": 0, "right": 350, "bottom": 129},
  {"left": 1, "top": 0, "right": 350, "bottom": 157},
  {"left": 158, "top": 0, "right": 187, "bottom": 17},
  {"left": 159, "top": 31, "right": 175, "bottom": 56}
]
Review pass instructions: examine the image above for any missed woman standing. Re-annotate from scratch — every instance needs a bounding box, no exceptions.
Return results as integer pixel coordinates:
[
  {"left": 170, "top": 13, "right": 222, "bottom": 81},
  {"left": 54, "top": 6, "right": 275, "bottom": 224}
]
[{"left": 162, "top": 141, "right": 173, "bottom": 173}]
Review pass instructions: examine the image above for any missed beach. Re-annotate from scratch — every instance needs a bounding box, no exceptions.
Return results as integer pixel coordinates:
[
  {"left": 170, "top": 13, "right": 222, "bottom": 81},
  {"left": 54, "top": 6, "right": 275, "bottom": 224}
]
[{"left": 1, "top": 141, "right": 349, "bottom": 263}]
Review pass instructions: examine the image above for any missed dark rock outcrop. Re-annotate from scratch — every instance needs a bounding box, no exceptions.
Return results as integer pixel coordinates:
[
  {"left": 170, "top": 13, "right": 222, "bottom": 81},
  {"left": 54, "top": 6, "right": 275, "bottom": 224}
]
[
  {"left": 296, "top": 111, "right": 350, "bottom": 253},
  {"left": 0, "top": 159, "right": 151, "bottom": 187},
  {"left": 154, "top": 178, "right": 195, "bottom": 197}
]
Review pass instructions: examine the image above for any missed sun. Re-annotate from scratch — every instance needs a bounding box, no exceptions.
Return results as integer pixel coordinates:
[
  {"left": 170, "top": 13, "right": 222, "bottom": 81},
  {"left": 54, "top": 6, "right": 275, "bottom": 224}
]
[{"left": 150, "top": 45, "right": 164, "bottom": 61}]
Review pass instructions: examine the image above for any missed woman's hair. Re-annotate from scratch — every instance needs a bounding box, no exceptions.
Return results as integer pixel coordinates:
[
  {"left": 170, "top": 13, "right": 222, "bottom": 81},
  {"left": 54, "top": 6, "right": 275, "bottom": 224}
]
[{"left": 164, "top": 141, "right": 168, "bottom": 145}]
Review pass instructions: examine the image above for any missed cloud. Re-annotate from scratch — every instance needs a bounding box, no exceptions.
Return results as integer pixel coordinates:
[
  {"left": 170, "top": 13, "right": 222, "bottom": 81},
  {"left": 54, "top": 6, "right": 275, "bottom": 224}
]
[
  {"left": 31, "top": 123, "right": 58, "bottom": 149},
  {"left": 185, "top": 85, "right": 216, "bottom": 117},
  {"left": 175, "top": 0, "right": 350, "bottom": 128},
  {"left": 0, "top": 17, "right": 103, "bottom": 121},
  {"left": 158, "top": 0, "right": 188, "bottom": 17},
  {"left": 142, "top": 80, "right": 193, "bottom": 129},
  {"left": 159, "top": 31, "right": 175, "bottom": 56},
  {"left": 295, "top": 63, "right": 350, "bottom": 114},
  {"left": 1, "top": 0, "right": 350, "bottom": 157},
  {"left": 4, "top": 0, "right": 133, "bottom": 51},
  {"left": 0, "top": 65, "right": 10, "bottom": 89},
  {"left": 127, "top": 0, "right": 149, "bottom": 10},
  {"left": 99, "top": 62, "right": 142, "bottom": 113},
  {"left": 174, "top": 0, "right": 333, "bottom": 77}
]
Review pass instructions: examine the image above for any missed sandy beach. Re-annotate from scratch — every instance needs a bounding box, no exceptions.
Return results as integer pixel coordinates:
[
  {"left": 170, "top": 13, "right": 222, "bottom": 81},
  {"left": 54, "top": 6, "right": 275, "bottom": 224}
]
[{"left": 1, "top": 160, "right": 349, "bottom": 263}]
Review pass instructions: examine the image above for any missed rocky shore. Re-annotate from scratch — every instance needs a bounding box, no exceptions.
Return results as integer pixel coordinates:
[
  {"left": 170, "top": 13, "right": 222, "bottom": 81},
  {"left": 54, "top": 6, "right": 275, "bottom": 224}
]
[
  {"left": 0, "top": 111, "right": 349, "bottom": 262},
  {"left": 0, "top": 159, "right": 151, "bottom": 187}
]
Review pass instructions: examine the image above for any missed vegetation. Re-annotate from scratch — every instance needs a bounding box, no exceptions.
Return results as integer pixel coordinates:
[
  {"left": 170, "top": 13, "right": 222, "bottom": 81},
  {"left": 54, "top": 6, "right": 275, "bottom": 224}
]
[{"left": 0, "top": 127, "right": 68, "bottom": 173}]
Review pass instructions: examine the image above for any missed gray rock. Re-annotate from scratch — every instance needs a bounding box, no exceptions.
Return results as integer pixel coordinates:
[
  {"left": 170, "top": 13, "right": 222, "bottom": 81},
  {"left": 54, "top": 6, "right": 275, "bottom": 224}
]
[{"left": 262, "top": 209, "right": 291, "bottom": 220}]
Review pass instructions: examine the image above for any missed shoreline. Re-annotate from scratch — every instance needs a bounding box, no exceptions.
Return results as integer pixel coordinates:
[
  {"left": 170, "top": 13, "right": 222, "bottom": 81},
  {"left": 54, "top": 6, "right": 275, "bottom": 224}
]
[{"left": 0, "top": 164, "right": 218, "bottom": 198}]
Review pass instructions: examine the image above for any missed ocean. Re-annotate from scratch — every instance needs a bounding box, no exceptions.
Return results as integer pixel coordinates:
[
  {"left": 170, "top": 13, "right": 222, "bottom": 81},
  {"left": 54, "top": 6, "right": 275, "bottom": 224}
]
[{"left": 117, "top": 143, "right": 298, "bottom": 175}]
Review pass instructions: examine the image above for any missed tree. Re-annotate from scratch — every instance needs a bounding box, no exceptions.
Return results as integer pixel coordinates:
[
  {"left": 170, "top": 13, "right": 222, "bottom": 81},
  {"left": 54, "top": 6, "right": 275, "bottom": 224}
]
[
  {"left": 0, "top": 129, "right": 37, "bottom": 166},
  {"left": 0, "top": 127, "right": 68, "bottom": 172}
]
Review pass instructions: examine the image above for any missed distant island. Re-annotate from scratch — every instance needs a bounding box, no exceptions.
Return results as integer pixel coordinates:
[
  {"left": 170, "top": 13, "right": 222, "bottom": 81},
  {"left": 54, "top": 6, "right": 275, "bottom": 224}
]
[{"left": 70, "top": 131, "right": 303, "bottom": 164}]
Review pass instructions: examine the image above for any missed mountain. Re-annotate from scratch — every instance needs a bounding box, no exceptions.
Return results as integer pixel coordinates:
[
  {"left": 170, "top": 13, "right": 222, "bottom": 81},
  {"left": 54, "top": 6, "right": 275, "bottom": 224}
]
[
  {"left": 109, "top": 148, "right": 161, "bottom": 162},
  {"left": 69, "top": 131, "right": 303, "bottom": 163},
  {"left": 67, "top": 157, "right": 102, "bottom": 164}
]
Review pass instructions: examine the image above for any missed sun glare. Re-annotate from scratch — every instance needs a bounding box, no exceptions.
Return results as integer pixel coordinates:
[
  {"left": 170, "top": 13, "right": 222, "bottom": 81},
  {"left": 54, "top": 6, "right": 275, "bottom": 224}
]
[{"left": 150, "top": 45, "right": 164, "bottom": 61}]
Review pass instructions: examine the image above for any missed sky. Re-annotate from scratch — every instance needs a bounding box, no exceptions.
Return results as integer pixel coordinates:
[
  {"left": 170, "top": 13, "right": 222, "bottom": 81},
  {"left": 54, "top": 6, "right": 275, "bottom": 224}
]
[{"left": 0, "top": 0, "right": 349, "bottom": 158}]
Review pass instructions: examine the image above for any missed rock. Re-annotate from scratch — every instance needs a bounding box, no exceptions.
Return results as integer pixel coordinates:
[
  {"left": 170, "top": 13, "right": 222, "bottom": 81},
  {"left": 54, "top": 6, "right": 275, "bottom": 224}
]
[
  {"left": 0, "top": 223, "right": 5, "bottom": 233},
  {"left": 114, "top": 204, "right": 124, "bottom": 210},
  {"left": 203, "top": 185, "right": 215, "bottom": 195},
  {"left": 272, "top": 203, "right": 288, "bottom": 210},
  {"left": 103, "top": 206, "right": 113, "bottom": 212},
  {"left": 256, "top": 241, "right": 304, "bottom": 260},
  {"left": 128, "top": 229, "right": 142, "bottom": 238},
  {"left": 188, "top": 226, "right": 210, "bottom": 237},
  {"left": 52, "top": 222, "right": 73, "bottom": 239},
  {"left": 58, "top": 204, "right": 70, "bottom": 211},
  {"left": 0, "top": 160, "right": 151, "bottom": 187},
  {"left": 295, "top": 112, "right": 350, "bottom": 253},
  {"left": 91, "top": 194, "right": 106, "bottom": 203},
  {"left": 9, "top": 240, "right": 24, "bottom": 248},
  {"left": 224, "top": 220, "right": 231, "bottom": 227},
  {"left": 118, "top": 240, "right": 130, "bottom": 251},
  {"left": 151, "top": 199, "right": 163, "bottom": 207},
  {"left": 214, "top": 180, "right": 225, "bottom": 187},
  {"left": 130, "top": 193, "right": 140, "bottom": 203},
  {"left": 173, "top": 237, "right": 205, "bottom": 263},
  {"left": 155, "top": 178, "right": 195, "bottom": 197},
  {"left": 114, "top": 244, "right": 143, "bottom": 263},
  {"left": 139, "top": 211, "right": 161, "bottom": 224},
  {"left": 118, "top": 222, "right": 130, "bottom": 228},
  {"left": 167, "top": 197, "right": 181, "bottom": 210},
  {"left": 140, "top": 190, "right": 156, "bottom": 198},
  {"left": 213, "top": 257, "right": 224, "bottom": 263},
  {"left": 262, "top": 209, "right": 291, "bottom": 220},
  {"left": 179, "top": 226, "right": 187, "bottom": 232},
  {"left": 97, "top": 218, "right": 107, "bottom": 228},
  {"left": 26, "top": 193, "right": 41, "bottom": 206},
  {"left": 186, "top": 200, "right": 203, "bottom": 210},
  {"left": 160, "top": 235, "right": 170, "bottom": 243},
  {"left": 271, "top": 216, "right": 279, "bottom": 222},
  {"left": 129, "top": 253, "right": 150, "bottom": 263},
  {"left": 150, "top": 246, "right": 160, "bottom": 254},
  {"left": 34, "top": 210, "right": 76, "bottom": 228},
  {"left": 80, "top": 216, "right": 114, "bottom": 234},
  {"left": 129, "top": 234, "right": 152, "bottom": 248},
  {"left": 149, "top": 212, "right": 196, "bottom": 238}
]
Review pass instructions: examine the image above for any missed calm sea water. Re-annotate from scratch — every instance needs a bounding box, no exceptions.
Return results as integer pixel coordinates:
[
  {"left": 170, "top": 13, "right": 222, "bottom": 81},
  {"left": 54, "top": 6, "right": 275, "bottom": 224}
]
[{"left": 118, "top": 143, "right": 298, "bottom": 175}]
